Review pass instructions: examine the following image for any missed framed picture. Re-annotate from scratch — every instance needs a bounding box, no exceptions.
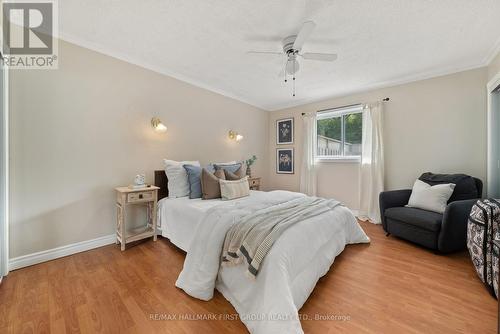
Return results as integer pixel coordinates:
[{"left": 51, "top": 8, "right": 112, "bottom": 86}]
[
  {"left": 276, "top": 148, "right": 294, "bottom": 174},
  {"left": 276, "top": 118, "right": 294, "bottom": 144}
]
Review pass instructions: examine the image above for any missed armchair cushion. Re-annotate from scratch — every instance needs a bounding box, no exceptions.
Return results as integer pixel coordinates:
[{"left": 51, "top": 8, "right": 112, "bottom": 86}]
[
  {"left": 419, "top": 172, "right": 479, "bottom": 202},
  {"left": 385, "top": 207, "right": 442, "bottom": 232}
]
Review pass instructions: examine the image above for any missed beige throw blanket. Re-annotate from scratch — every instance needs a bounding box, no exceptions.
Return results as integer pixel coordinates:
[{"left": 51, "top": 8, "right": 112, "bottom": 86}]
[{"left": 221, "top": 196, "right": 341, "bottom": 278}]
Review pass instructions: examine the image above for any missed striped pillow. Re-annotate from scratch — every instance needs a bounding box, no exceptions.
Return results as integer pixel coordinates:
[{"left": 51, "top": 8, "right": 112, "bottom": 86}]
[{"left": 219, "top": 177, "right": 250, "bottom": 200}]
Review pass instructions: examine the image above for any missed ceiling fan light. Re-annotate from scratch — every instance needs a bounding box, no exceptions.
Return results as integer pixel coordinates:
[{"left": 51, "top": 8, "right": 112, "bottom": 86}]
[{"left": 285, "top": 59, "right": 300, "bottom": 75}]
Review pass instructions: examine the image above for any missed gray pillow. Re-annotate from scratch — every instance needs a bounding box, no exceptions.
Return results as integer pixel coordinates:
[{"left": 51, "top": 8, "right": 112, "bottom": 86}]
[
  {"left": 213, "top": 162, "right": 242, "bottom": 173},
  {"left": 224, "top": 165, "right": 247, "bottom": 180}
]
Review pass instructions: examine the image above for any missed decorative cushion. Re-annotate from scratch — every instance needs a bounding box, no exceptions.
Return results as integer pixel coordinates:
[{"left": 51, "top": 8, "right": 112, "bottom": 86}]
[
  {"left": 385, "top": 207, "right": 443, "bottom": 232},
  {"left": 407, "top": 179, "right": 456, "bottom": 214},
  {"left": 224, "top": 165, "right": 247, "bottom": 180},
  {"left": 213, "top": 162, "right": 242, "bottom": 174},
  {"left": 183, "top": 164, "right": 203, "bottom": 199},
  {"left": 419, "top": 172, "right": 479, "bottom": 202},
  {"left": 164, "top": 159, "right": 200, "bottom": 198},
  {"left": 219, "top": 177, "right": 250, "bottom": 200},
  {"left": 201, "top": 168, "right": 226, "bottom": 199}
]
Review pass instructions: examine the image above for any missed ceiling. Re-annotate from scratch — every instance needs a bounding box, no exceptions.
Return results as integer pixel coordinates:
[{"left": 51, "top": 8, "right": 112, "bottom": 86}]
[{"left": 58, "top": 0, "right": 500, "bottom": 111}]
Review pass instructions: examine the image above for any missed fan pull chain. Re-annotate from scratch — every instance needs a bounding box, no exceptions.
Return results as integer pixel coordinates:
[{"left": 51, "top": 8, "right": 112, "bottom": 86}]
[
  {"left": 292, "top": 60, "right": 296, "bottom": 97},
  {"left": 283, "top": 61, "right": 288, "bottom": 83}
]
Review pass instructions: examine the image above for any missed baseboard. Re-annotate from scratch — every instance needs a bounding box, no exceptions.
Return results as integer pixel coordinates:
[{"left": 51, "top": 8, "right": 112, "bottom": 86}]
[{"left": 9, "top": 234, "right": 116, "bottom": 271}]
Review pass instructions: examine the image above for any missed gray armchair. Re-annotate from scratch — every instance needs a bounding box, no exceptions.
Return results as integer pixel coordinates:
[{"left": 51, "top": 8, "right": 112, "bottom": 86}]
[{"left": 379, "top": 173, "right": 482, "bottom": 253}]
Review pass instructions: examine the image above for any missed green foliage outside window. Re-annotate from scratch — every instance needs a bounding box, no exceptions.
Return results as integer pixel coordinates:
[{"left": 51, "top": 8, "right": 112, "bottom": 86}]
[{"left": 317, "top": 113, "right": 362, "bottom": 144}]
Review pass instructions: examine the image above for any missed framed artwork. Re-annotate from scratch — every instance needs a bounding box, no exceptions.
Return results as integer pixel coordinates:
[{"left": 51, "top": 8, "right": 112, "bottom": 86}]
[
  {"left": 276, "top": 118, "right": 294, "bottom": 144},
  {"left": 276, "top": 148, "right": 294, "bottom": 174}
]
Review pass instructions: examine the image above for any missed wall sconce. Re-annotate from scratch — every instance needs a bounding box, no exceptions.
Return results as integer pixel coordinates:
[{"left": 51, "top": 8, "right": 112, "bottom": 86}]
[
  {"left": 228, "top": 130, "right": 243, "bottom": 142},
  {"left": 151, "top": 117, "right": 167, "bottom": 132}
]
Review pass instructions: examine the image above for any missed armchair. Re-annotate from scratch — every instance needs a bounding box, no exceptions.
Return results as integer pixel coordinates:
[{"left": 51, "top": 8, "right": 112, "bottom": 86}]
[{"left": 379, "top": 174, "right": 482, "bottom": 253}]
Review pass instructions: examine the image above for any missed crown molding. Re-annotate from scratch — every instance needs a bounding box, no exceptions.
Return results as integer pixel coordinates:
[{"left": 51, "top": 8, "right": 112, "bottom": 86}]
[
  {"left": 265, "top": 61, "right": 487, "bottom": 111},
  {"left": 484, "top": 36, "right": 500, "bottom": 66}
]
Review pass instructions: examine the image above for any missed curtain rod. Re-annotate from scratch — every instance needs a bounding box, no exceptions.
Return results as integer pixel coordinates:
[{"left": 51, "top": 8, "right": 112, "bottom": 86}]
[{"left": 301, "top": 97, "right": 389, "bottom": 116}]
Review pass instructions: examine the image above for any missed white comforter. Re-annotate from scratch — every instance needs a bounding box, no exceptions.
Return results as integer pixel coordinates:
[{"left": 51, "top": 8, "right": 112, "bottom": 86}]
[{"left": 175, "top": 190, "right": 370, "bottom": 334}]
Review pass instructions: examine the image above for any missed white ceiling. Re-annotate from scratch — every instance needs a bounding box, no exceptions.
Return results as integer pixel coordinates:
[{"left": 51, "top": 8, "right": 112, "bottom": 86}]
[{"left": 59, "top": 0, "right": 500, "bottom": 111}]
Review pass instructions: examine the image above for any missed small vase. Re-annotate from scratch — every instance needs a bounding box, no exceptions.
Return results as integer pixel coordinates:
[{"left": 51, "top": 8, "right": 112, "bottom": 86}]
[{"left": 246, "top": 166, "right": 252, "bottom": 178}]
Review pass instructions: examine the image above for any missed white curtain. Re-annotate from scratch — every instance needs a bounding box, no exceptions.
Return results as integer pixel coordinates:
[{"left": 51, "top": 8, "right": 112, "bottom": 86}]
[
  {"left": 300, "top": 112, "right": 317, "bottom": 196},
  {"left": 359, "top": 102, "right": 384, "bottom": 223}
]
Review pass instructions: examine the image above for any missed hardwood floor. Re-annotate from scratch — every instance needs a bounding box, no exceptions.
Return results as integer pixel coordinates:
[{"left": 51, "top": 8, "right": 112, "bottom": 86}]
[{"left": 0, "top": 222, "right": 496, "bottom": 333}]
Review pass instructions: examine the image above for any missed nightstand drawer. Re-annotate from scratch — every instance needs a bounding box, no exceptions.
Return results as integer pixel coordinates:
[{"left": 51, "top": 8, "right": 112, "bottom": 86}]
[{"left": 127, "top": 191, "right": 153, "bottom": 203}]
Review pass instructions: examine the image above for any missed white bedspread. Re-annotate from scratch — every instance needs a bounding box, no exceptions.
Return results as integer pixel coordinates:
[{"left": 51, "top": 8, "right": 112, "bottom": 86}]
[
  {"left": 158, "top": 196, "right": 223, "bottom": 251},
  {"left": 175, "top": 190, "right": 370, "bottom": 334}
]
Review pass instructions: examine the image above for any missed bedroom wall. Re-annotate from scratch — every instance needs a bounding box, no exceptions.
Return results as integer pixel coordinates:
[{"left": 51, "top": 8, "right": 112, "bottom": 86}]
[
  {"left": 268, "top": 68, "right": 488, "bottom": 210},
  {"left": 489, "top": 51, "right": 500, "bottom": 81},
  {"left": 9, "top": 39, "right": 269, "bottom": 259}
]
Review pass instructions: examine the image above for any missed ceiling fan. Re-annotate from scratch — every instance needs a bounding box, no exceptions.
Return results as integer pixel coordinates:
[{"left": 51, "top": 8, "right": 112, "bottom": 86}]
[{"left": 247, "top": 21, "right": 337, "bottom": 96}]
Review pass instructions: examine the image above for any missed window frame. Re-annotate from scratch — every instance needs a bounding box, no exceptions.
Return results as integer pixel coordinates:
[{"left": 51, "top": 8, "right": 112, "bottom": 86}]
[{"left": 316, "top": 104, "right": 363, "bottom": 162}]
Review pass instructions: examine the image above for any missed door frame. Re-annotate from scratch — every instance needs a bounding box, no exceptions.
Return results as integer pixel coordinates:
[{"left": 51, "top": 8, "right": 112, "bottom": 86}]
[
  {"left": 487, "top": 71, "right": 500, "bottom": 198},
  {"left": 0, "top": 61, "right": 8, "bottom": 277}
]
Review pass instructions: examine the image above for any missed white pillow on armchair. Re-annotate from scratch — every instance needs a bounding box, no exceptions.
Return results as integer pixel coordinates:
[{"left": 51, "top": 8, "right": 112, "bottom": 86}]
[{"left": 406, "top": 179, "right": 456, "bottom": 214}]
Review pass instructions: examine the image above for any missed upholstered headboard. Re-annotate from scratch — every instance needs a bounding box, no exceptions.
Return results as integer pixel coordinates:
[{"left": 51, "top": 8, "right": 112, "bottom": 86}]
[{"left": 154, "top": 170, "right": 169, "bottom": 200}]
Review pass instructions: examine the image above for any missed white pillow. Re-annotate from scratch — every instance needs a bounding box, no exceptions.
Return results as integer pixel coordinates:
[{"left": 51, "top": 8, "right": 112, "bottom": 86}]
[
  {"left": 219, "top": 177, "right": 250, "bottom": 200},
  {"left": 406, "top": 179, "right": 456, "bottom": 214},
  {"left": 163, "top": 159, "right": 200, "bottom": 198}
]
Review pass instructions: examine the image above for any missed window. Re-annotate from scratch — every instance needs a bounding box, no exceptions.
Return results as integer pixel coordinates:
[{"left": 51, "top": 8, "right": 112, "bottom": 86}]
[{"left": 316, "top": 105, "right": 363, "bottom": 159}]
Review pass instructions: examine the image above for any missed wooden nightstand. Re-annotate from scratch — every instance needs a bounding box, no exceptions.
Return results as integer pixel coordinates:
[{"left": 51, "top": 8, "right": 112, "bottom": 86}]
[
  {"left": 115, "top": 186, "right": 159, "bottom": 251},
  {"left": 248, "top": 177, "right": 261, "bottom": 191}
]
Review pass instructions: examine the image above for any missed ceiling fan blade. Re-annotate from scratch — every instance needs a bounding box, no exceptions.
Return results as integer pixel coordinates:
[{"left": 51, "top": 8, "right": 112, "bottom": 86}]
[
  {"left": 301, "top": 53, "right": 338, "bottom": 61},
  {"left": 247, "top": 51, "right": 283, "bottom": 56},
  {"left": 293, "top": 21, "right": 316, "bottom": 50}
]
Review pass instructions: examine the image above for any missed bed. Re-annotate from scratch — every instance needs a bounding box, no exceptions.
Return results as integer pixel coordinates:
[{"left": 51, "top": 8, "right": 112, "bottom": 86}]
[{"left": 154, "top": 170, "right": 370, "bottom": 334}]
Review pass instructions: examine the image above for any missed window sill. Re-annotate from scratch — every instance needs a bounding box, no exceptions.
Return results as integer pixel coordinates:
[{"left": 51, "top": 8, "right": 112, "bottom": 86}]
[{"left": 316, "top": 156, "right": 360, "bottom": 163}]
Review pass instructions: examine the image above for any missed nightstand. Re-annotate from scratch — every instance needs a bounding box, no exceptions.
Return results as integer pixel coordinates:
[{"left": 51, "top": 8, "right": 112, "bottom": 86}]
[
  {"left": 115, "top": 186, "right": 159, "bottom": 251},
  {"left": 248, "top": 177, "right": 261, "bottom": 190}
]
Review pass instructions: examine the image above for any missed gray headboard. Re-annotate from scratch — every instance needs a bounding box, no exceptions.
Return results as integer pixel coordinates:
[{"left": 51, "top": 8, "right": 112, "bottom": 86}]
[{"left": 154, "top": 170, "right": 168, "bottom": 200}]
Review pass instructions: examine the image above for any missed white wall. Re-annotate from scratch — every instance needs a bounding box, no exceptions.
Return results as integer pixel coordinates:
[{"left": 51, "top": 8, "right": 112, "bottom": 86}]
[
  {"left": 10, "top": 40, "right": 268, "bottom": 258},
  {"left": 268, "top": 68, "right": 488, "bottom": 210}
]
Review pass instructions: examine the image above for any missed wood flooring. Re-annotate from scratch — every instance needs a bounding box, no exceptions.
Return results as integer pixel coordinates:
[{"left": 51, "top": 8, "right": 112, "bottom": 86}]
[{"left": 0, "top": 222, "right": 496, "bottom": 333}]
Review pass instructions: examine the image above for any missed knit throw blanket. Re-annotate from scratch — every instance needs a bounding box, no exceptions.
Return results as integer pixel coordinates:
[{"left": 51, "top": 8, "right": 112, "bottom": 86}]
[{"left": 221, "top": 196, "right": 341, "bottom": 278}]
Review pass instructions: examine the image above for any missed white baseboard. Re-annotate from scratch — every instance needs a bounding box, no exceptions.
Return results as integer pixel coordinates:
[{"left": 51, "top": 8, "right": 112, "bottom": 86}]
[{"left": 9, "top": 234, "right": 116, "bottom": 271}]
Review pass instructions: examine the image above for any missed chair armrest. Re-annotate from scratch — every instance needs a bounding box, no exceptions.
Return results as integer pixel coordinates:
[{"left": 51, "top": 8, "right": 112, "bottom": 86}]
[
  {"left": 438, "top": 199, "right": 479, "bottom": 253},
  {"left": 379, "top": 189, "right": 412, "bottom": 231}
]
